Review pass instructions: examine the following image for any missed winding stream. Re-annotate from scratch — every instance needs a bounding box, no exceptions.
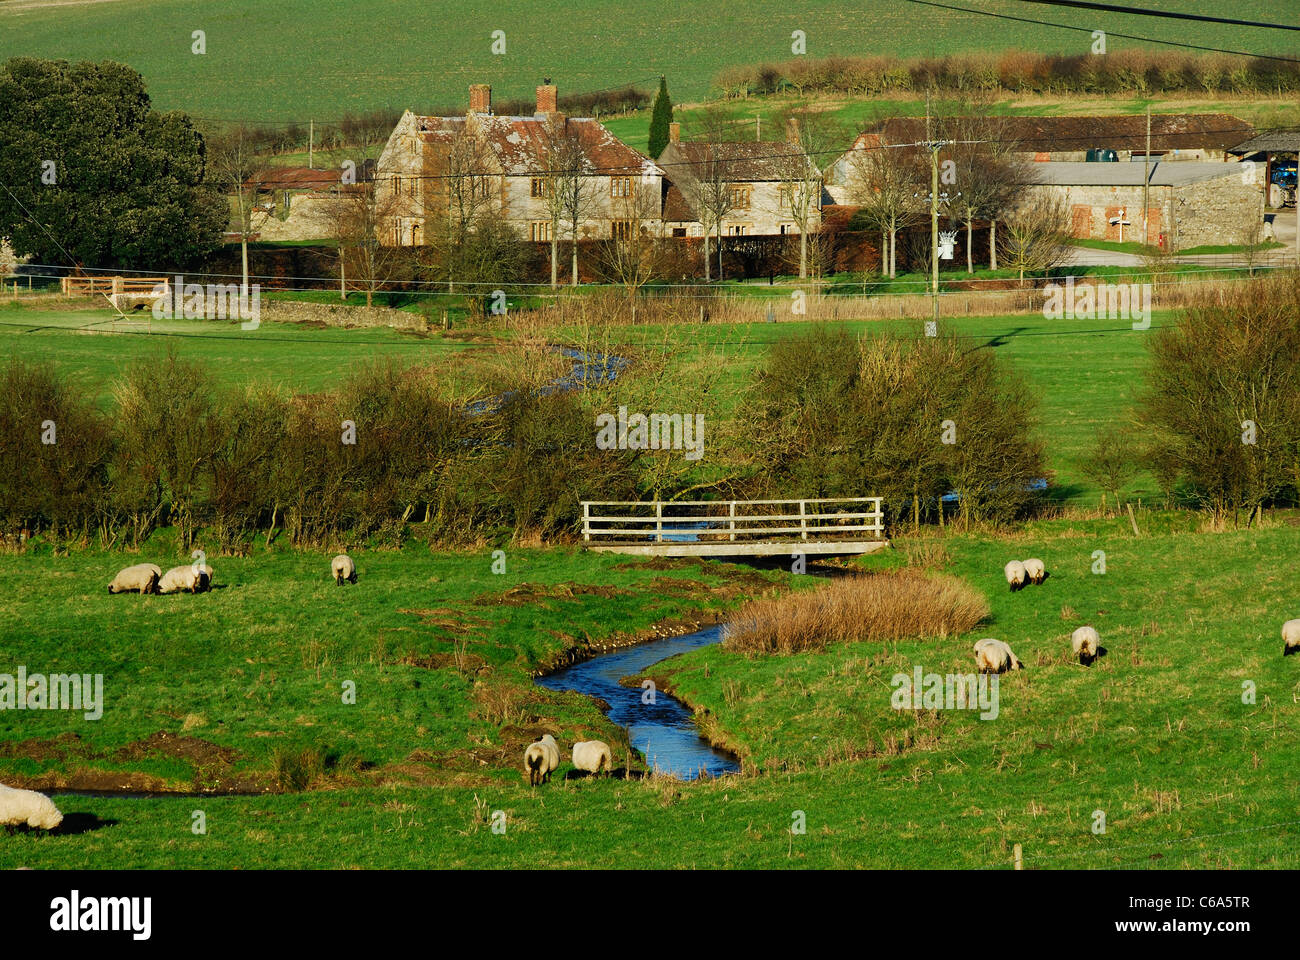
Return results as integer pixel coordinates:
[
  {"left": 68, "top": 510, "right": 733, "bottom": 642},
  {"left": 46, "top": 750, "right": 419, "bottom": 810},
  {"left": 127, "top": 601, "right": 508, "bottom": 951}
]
[{"left": 535, "top": 625, "right": 739, "bottom": 779}]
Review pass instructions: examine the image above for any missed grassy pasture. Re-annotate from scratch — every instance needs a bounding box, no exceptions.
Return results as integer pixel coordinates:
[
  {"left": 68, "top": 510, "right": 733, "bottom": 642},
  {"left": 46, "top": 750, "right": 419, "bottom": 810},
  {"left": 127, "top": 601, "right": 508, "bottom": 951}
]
[
  {"left": 1, "top": 520, "right": 1298, "bottom": 869},
  {"left": 0, "top": 0, "right": 1292, "bottom": 121}
]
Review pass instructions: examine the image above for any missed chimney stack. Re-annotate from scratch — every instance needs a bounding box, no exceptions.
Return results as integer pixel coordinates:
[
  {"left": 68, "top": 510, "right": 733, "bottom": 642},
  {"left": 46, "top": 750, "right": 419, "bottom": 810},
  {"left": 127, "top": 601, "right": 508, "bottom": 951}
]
[
  {"left": 536, "top": 80, "right": 558, "bottom": 117},
  {"left": 668, "top": 121, "right": 680, "bottom": 144},
  {"left": 469, "top": 84, "right": 491, "bottom": 115}
]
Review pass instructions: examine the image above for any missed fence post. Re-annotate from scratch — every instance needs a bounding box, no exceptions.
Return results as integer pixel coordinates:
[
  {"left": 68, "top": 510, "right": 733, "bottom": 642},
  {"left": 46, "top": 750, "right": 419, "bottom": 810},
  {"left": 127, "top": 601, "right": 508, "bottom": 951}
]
[
  {"left": 656, "top": 501, "right": 663, "bottom": 543},
  {"left": 582, "top": 502, "right": 590, "bottom": 542},
  {"left": 800, "top": 500, "right": 807, "bottom": 541},
  {"left": 729, "top": 501, "right": 736, "bottom": 542},
  {"left": 1013, "top": 843, "right": 1023, "bottom": 870}
]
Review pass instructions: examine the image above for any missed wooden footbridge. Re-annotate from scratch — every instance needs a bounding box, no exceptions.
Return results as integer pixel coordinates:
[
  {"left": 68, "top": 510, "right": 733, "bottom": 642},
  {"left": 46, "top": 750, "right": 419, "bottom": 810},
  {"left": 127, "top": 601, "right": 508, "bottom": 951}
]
[{"left": 580, "top": 497, "right": 889, "bottom": 558}]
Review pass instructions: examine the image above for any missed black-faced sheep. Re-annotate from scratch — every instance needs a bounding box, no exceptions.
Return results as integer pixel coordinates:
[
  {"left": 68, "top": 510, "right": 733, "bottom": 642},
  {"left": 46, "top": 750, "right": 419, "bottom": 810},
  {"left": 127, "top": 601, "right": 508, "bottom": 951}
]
[
  {"left": 1023, "top": 558, "right": 1047, "bottom": 585},
  {"left": 974, "top": 638, "right": 1024, "bottom": 674},
  {"left": 195, "top": 563, "right": 214, "bottom": 593},
  {"left": 108, "top": 563, "right": 161, "bottom": 595},
  {"left": 572, "top": 740, "right": 613, "bottom": 776},
  {"left": 1071, "top": 625, "right": 1101, "bottom": 666},
  {"left": 1283, "top": 619, "right": 1300, "bottom": 657},
  {"left": 331, "top": 554, "right": 357, "bottom": 586},
  {"left": 1004, "top": 561, "right": 1027, "bottom": 592},
  {"left": 523, "top": 734, "right": 560, "bottom": 786},
  {"left": 0, "top": 783, "right": 63, "bottom": 831}
]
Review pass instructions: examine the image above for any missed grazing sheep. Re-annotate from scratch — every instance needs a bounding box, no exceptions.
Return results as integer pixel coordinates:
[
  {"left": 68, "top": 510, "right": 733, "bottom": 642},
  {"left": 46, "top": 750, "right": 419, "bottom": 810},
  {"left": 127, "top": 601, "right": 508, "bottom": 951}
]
[
  {"left": 158, "top": 565, "right": 203, "bottom": 594},
  {"left": 974, "top": 638, "right": 1024, "bottom": 674},
  {"left": 1004, "top": 560, "right": 1028, "bottom": 592},
  {"left": 1023, "top": 558, "right": 1047, "bottom": 585},
  {"left": 1072, "top": 625, "right": 1101, "bottom": 666},
  {"left": 0, "top": 783, "right": 63, "bottom": 831},
  {"left": 572, "top": 740, "right": 613, "bottom": 776},
  {"left": 331, "top": 554, "right": 357, "bottom": 586},
  {"left": 523, "top": 734, "right": 560, "bottom": 787},
  {"left": 195, "top": 563, "right": 214, "bottom": 593},
  {"left": 1283, "top": 619, "right": 1300, "bottom": 657},
  {"left": 107, "top": 563, "right": 161, "bottom": 595}
]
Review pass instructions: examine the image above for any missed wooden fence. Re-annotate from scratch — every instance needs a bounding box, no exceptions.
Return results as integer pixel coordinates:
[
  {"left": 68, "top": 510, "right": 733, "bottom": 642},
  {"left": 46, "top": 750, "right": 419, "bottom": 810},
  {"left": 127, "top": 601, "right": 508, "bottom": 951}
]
[{"left": 581, "top": 497, "right": 885, "bottom": 544}]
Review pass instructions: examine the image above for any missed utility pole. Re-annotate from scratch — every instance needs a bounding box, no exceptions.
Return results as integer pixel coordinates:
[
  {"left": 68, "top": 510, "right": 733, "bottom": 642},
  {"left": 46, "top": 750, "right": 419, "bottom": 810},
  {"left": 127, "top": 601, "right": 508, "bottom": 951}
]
[
  {"left": 1142, "top": 107, "right": 1151, "bottom": 245},
  {"left": 755, "top": 114, "right": 760, "bottom": 142},
  {"left": 309, "top": 119, "right": 314, "bottom": 169},
  {"left": 926, "top": 101, "right": 943, "bottom": 331}
]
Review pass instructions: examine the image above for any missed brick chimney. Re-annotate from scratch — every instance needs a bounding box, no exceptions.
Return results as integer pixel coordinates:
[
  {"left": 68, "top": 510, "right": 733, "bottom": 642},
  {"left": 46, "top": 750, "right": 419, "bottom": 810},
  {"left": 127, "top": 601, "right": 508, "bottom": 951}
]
[
  {"left": 469, "top": 84, "right": 491, "bottom": 115},
  {"left": 668, "top": 121, "right": 680, "bottom": 144},
  {"left": 536, "top": 80, "right": 558, "bottom": 116}
]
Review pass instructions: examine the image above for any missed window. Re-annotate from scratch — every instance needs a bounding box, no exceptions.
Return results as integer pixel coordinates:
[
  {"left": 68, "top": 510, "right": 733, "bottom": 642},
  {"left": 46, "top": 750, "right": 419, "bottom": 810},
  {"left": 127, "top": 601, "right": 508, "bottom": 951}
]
[
  {"left": 729, "top": 224, "right": 748, "bottom": 236},
  {"left": 531, "top": 177, "right": 548, "bottom": 198},
  {"left": 779, "top": 184, "right": 794, "bottom": 209},
  {"left": 779, "top": 223, "right": 795, "bottom": 235},
  {"left": 611, "top": 220, "right": 633, "bottom": 240},
  {"left": 730, "top": 184, "right": 752, "bottom": 208},
  {"left": 530, "top": 221, "right": 552, "bottom": 242},
  {"left": 671, "top": 227, "right": 687, "bottom": 238},
  {"left": 611, "top": 177, "right": 632, "bottom": 198}
]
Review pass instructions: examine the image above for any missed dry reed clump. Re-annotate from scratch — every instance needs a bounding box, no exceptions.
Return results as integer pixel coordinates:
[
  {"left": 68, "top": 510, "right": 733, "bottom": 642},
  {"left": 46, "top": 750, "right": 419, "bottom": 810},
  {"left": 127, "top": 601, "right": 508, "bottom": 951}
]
[{"left": 723, "top": 570, "right": 989, "bottom": 655}]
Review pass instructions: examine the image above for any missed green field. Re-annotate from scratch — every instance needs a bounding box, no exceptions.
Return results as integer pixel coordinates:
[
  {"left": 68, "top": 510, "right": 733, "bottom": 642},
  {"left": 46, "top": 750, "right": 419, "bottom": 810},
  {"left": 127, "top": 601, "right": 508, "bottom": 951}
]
[
  {"left": 1, "top": 0, "right": 1293, "bottom": 121},
  {"left": 2, "top": 296, "right": 1299, "bottom": 869},
  {"left": 2, "top": 520, "right": 1298, "bottom": 868}
]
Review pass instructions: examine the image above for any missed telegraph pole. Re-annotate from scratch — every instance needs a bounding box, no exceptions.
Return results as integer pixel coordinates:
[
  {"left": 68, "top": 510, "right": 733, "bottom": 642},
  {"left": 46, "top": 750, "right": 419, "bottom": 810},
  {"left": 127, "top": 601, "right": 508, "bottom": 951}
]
[
  {"left": 1142, "top": 107, "right": 1151, "bottom": 245},
  {"left": 309, "top": 119, "right": 314, "bottom": 169}
]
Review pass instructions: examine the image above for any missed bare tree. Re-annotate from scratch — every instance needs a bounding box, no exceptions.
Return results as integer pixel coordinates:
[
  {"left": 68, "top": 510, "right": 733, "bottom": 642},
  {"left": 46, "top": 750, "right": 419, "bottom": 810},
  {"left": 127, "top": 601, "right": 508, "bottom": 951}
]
[
  {"left": 933, "top": 113, "right": 1029, "bottom": 274},
  {"left": 776, "top": 107, "right": 844, "bottom": 278},
  {"left": 205, "top": 123, "right": 273, "bottom": 293},
  {"left": 594, "top": 188, "right": 664, "bottom": 321},
  {"left": 419, "top": 126, "right": 499, "bottom": 292},
  {"left": 998, "top": 194, "right": 1071, "bottom": 284},
  {"left": 539, "top": 117, "right": 593, "bottom": 289},
  {"left": 330, "top": 179, "right": 407, "bottom": 307},
  {"left": 847, "top": 134, "right": 926, "bottom": 278},
  {"left": 679, "top": 107, "right": 736, "bottom": 281}
]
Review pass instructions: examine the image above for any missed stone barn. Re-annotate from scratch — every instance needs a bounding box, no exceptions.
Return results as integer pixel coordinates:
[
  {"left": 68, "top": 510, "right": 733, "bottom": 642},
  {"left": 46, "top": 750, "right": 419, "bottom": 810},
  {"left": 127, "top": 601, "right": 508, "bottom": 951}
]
[{"left": 1023, "top": 161, "right": 1263, "bottom": 249}]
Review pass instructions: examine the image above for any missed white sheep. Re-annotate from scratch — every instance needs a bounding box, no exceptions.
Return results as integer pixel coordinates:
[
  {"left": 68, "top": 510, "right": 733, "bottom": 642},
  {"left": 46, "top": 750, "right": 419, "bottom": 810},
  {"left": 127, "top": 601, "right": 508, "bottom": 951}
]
[
  {"left": 1282, "top": 619, "right": 1300, "bottom": 657},
  {"left": 1072, "top": 625, "right": 1101, "bottom": 666},
  {"left": 523, "top": 734, "right": 560, "bottom": 786},
  {"left": 0, "top": 783, "right": 63, "bottom": 830},
  {"left": 1023, "top": 558, "right": 1047, "bottom": 585},
  {"left": 158, "top": 565, "right": 203, "bottom": 594},
  {"left": 974, "top": 638, "right": 1024, "bottom": 674},
  {"left": 1004, "top": 560, "right": 1028, "bottom": 592},
  {"left": 108, "top": 563, "right": 161, "bottom": 595},
  {"left": 331, "top": 554, "right": 357, "bottom": 586},
  {"left": 572, "top": 740, "right": 613, "bottom": 776}
]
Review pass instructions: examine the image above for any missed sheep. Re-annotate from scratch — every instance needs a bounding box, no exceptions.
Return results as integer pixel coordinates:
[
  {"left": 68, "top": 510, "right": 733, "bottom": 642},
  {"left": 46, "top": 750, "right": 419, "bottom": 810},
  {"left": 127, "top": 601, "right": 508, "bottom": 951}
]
[
  {"left": 1023, "top": 558, "right": 1047, "bottom": 585},
  {"left": 157, "top": 565, "right": 203, "bottom": 594},
  {"left": 1282, "top": 619, "right": 1300, "bottom": 657},
  {"left": 331, "top": 554, "right": 357, "bottom": 586},
  {"left": 0, "top": 783, "right": 63, "bottom": 831},
  {"left": 974, "top": 638, "right": 1024, "bottom": 674},
  {"left": 1004, "top": 560, "right": 1028, "bottom": 592},
  {"left": 195, "top": 563, "right": 214, "bottom": 593},
  {"left": 523, "top": 734, "right": 560, "bottom": 786},
  {"left": 571, "top": 740, "right": 613, "bottom": 776},
  {"left": 108, "top": 563, "right": 161, "bottom": 595},
  {"left": 1072, "top": 625, "right": 1101, "bottom": 666}
]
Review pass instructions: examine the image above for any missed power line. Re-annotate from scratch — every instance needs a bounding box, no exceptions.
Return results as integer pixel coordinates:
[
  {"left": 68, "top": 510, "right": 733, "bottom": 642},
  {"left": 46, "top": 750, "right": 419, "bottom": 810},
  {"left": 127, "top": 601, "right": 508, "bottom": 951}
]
[
  {"left": 899, "top": 0, "right": 1300, "bottom": 63},
  {"left": 1014, "top": 0, "right": 1300, "bottom": 32}
]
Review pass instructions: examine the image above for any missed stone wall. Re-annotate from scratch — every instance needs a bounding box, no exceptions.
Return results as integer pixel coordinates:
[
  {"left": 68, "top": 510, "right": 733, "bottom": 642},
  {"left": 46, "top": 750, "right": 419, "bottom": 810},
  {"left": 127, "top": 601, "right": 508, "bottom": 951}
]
[{"left": 261, "top": 299, "right": 430, "bottom": 332}]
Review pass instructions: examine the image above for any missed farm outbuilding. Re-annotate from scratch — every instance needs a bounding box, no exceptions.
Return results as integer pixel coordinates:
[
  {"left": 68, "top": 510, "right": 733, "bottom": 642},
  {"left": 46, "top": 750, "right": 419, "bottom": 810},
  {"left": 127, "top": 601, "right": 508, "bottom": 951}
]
[{"left": 1021, "top": 161, "right": 1263, "bottom": 249}]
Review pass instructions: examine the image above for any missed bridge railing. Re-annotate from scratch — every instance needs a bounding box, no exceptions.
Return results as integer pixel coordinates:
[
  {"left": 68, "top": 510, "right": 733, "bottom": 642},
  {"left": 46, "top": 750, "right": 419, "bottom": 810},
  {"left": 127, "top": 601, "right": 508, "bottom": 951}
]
[{"left": 581, "top": 497, "right": 884, "bottom": 544}]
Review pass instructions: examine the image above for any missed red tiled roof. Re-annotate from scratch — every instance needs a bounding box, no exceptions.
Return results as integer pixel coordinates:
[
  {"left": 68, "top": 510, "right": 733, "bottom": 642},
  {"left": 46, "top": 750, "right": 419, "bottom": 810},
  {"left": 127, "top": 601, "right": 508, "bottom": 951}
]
[
  {"left": 416, "top": 114, "right": 652, "bottom": 176},
  {"left": 244, "top": 167, "right": 343, "bottom": 191},
  {"left": 657, "top": 140, "right": 809, "bottom": 181}
]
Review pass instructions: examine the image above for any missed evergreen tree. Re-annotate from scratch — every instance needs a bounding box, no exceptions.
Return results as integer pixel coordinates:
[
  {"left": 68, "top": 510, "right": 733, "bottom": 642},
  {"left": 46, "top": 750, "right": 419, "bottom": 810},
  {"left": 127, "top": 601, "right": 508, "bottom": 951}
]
[{"left": 647, "top": 76, "right": 673, "bottom": 159}]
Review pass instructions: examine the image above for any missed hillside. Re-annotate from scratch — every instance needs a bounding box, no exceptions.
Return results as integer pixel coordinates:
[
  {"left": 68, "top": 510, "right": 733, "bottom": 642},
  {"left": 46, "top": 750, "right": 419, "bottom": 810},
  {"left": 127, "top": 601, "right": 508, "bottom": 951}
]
[{"left": 0, "top": 0, "right": 1293, "bottom": 121}]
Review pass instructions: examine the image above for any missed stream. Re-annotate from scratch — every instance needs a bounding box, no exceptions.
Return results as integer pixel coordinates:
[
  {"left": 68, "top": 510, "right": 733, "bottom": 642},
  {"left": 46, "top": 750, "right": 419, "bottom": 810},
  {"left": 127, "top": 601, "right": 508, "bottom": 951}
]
[{"left": 535, "top": 624, "right": 739, "bottom": 779}]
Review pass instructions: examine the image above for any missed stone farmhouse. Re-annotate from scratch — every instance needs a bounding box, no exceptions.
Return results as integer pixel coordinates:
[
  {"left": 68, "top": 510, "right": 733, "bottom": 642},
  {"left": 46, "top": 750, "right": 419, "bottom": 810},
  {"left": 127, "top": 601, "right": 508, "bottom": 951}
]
[
  {"left": 656, "top": 122, "right": 823, "bottom": 238},
  {"left": 374, "top": 83, "right": 661, "bottom": 247}
]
